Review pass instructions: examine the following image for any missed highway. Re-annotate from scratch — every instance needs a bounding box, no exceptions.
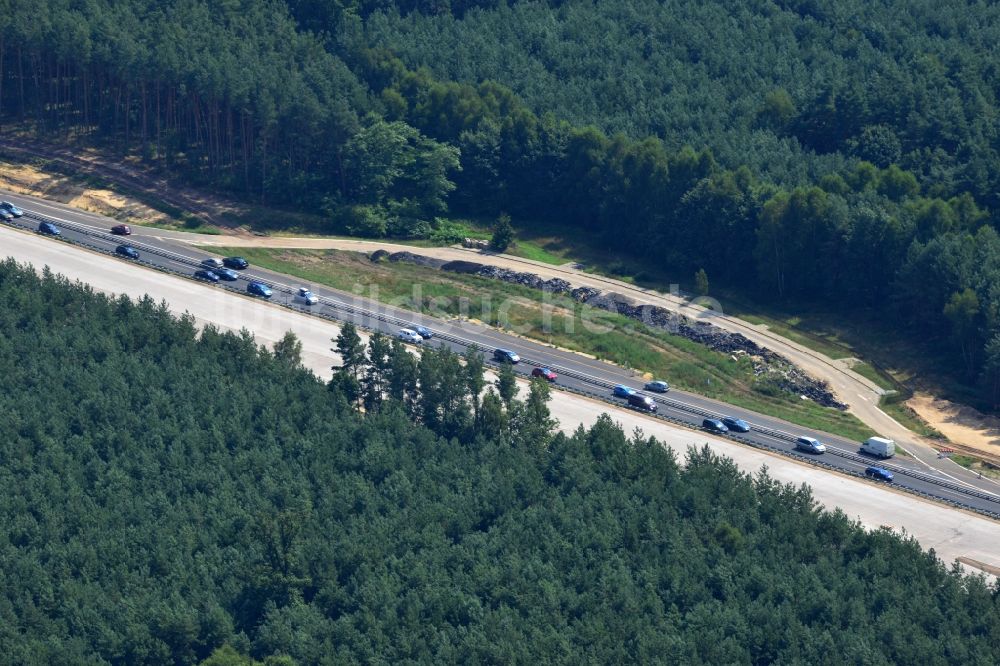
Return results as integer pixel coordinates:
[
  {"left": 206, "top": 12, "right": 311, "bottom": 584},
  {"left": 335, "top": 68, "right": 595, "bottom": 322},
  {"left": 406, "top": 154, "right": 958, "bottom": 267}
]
[
  {"left": 5, "top": 220, "right": 1000, "bottom": 575},
  {"left": 3, "top": 191, "right": 1000, "bottom": 520}
]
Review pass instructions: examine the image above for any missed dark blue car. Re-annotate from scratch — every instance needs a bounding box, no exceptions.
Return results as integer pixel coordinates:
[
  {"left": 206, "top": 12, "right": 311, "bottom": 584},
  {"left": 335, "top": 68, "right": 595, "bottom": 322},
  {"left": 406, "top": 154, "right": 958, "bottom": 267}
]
[
  {"left": 247, "top": 282, "right": 272, "bottom": 298},
  {"left": 722, "top": 417, "right": 751, "bottom": 433},
  {"left": 194, "top": 269, "right": 220, "bottom": 283},
  {"left": 412, "top": 325, "right": 433, "bottom": 339},
  {"left": 38, "top": 221, "right": 61, "bottom": 236},
  {"left": 865, "top": 466, "right": 894, "bottom": 482},
  {"left": 115, "top": 245, "right": 140, "bottom": 260},
  {"left": 214, "top": 268, "right": 239, "bottom": 281},
  {"left": 223, "top": 256, "right": 249, "bottom": 270}
]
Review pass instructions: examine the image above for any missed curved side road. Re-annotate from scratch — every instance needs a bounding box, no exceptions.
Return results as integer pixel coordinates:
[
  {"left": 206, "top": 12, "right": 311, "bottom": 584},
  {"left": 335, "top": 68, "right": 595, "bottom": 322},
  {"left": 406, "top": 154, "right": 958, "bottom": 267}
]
[{"left": 2, "top": 222, "right": 999, "bottom": 577}]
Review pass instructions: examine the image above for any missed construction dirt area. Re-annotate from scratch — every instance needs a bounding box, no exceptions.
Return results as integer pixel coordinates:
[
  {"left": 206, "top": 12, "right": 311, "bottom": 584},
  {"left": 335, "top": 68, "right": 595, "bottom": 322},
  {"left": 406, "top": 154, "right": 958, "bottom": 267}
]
[
  {"left": 908, "top": 392, "right": 1000, "bottom": 459},
  {"left": 0, "top": 159, "right": 178, "bottom": 227}
]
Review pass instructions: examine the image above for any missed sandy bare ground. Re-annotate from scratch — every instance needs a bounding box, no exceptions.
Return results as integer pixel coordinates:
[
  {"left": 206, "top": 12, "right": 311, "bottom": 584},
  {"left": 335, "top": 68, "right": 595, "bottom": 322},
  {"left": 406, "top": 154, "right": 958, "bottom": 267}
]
[
  {"left": 0, "top": 159, "right": 177, "bottom": 226},
  {"left": 0, "top": 136, "right": 250, "bottom": 228},
  {"left": 908, "top": 392, "right": 1000, "bottom": 456}
]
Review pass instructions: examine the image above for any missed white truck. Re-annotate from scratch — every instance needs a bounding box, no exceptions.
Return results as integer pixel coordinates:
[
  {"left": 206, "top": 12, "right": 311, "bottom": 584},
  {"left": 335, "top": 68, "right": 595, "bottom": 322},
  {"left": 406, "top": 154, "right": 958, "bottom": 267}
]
[{"left": 861, "top": 436, "right": 895, "bottom": 459}]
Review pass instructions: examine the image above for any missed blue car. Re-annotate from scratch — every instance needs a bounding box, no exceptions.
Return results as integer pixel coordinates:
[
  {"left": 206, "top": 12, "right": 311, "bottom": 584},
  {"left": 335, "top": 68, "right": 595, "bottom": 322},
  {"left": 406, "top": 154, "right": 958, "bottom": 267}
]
[
  {"left": 115, "top": 245, "right": 140, "bottom": 260},
  {"left": 247, "top": 282, "right": 272, "bottom": 298},
  {"left": 194, "top": 269, "right": 220, "bottom": 283},
  {"left": 0, "top": 201, "right": 24, "bottom": 217},
  {"left": 702, "top": 418, "right": 729, "bottom": 434},
  {"left": 613, "top": 385, "right": 637, "bottom": 398},
  {"left": 722, "top": 417, "right": 751, "bottom": 433},
  {"left": 214, "top": 268, "right": 239, "bottom": 281},
  {"left": 412, "top": 325, "right": 433, "bottom": 339},
  {"left": 223, "top": 256, "right": 249, "bottom": 270},
  {"left": 865, "top": 466, "right": 894, "bottom": 482},
  {"left": 38, "top": 221, "right": 61, "bottom": 236}
]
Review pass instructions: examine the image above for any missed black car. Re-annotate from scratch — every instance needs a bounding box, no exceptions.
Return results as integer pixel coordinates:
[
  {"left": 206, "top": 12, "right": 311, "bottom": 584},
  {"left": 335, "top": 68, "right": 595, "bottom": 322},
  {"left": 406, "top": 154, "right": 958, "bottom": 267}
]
[
  {"left": 38, "top": 221, "right": 61, "bottom": 236},
  {"left": 702, "top": 418, "right": 729, "bottom": 434},
  {"left": 628, "top": 393, "right": 657, "bottom": 412},
  {"left": 223, "top": 256, "right": 249, "bottom": 270},
  {"left": 115, "top": 245, "right": 140, "bottom": 260},
  {"left": 194, "top": 269, "right": 220, "bottom": 283}
]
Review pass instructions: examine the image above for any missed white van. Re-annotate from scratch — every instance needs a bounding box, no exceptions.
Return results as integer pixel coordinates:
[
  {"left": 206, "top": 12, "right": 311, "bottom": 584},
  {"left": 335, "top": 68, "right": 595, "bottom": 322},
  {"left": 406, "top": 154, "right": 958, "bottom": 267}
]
[{"left": 861, "top": 436, "right": 895, "bottom": 459}]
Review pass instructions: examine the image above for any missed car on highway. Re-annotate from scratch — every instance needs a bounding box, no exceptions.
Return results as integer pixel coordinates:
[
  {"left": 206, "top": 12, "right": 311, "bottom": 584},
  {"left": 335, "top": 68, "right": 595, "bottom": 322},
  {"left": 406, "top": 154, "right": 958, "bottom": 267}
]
[
  {"left": 628, "top": 393, "right": 657, "bottom": 412},
  {"left": 194, "top": 269, "right": 220, "bottom": 283},
  {"left": 493, "top": 348, "right": 520, "bottom": 364},
  {"left": 38, "top": 221, "right": 61, "bottom": 236},
  {"left": 397, "top": 328, "right": 422, "bottom": 344},
  {"left": 202, "top": 258, "right": 224, "bottom": 269},
  {"left": 721, "top": 417, "right": 751, "bottom": 433},
  {"left": 0, "top": 208, "right": 13, "bottom": 222},
  {"left": 865, "top": 466, "right": 894, "bottom": 482},
  {"left": 531, "top": 367, "right": 558, "bottom": 382},
  {"left": 612, "top": 385, "right": 637, "bottom": 398},
  {"left": 223, "top": 256, "right": 249, "bottom": 270},
  {"left": 795, "top": 436, "right": 827, "bottom": 454},
  {"left": 0, "top": 201, "right": 24, "bottom": 217},
  {"left": 246, "top": 282, "right": 272, "bottom": 298},
  {"left": 644, "top": 380, "right": 670, "bottom": 393},
  {"left": 412, "top": 325, "right": 433, "bottom": 339},
  {"left": 702, "top": 418, "right": 729, "bottom": 434},
  {"left": 115, "top": 245, "right": 140, "bottom": 260},
  {"left": 214, "top": 268, "right": 239, "bottom": 281},
  {"left": 294, "top": 287, "right": 318, "bottom": 305},
  {"left": 110, "top": 224, "right": 132, "bottom": 235}
]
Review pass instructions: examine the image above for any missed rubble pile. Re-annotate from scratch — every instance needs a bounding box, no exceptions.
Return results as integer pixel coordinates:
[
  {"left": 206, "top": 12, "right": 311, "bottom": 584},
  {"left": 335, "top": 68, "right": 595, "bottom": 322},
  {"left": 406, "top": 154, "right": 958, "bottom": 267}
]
[
  {"left": 462, "top": 238, "right": 490, "bottom": 250},
  {"left": 386, "top": 251, "right": 446, "bottom": 269},
  {"left": 370, "top": 249, "right": 846, "bottom": 408},
  {"left": 472, "top": 265, "right": 572, "bottom": 293},
  {"left": 571, "top": 291, "right": 846, "bottom": 409}
]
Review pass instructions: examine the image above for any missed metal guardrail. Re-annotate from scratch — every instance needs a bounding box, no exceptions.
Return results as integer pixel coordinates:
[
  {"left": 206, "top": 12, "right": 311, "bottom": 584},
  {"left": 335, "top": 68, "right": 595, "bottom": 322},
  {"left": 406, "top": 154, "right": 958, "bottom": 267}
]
[{"left": 7, "top": 208, "right": 1000, "bottom": 518}]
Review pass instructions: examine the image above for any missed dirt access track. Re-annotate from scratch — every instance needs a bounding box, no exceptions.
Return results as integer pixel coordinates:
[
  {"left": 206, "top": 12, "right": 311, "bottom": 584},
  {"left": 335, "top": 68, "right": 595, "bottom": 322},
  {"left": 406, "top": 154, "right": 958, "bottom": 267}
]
[{"left": 1, "top": 135, "right": 993, "bottom": 471}]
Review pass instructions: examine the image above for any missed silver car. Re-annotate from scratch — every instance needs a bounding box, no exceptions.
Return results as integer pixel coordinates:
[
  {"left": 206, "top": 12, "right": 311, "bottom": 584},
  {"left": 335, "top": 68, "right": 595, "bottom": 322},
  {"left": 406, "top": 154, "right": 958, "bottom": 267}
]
[{"left": 397, "top": 329, "right": 422, "bottom": 344}]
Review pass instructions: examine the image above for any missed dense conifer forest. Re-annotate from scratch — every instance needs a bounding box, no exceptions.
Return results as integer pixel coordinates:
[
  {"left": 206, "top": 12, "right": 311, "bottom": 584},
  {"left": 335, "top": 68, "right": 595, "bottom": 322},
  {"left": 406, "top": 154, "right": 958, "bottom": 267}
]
[
  {"left": 1, "top": 259, "right": 999, "bottom": 663},
  {"left": 5, "top": 1, "right": 1000, "bottom": 404}
]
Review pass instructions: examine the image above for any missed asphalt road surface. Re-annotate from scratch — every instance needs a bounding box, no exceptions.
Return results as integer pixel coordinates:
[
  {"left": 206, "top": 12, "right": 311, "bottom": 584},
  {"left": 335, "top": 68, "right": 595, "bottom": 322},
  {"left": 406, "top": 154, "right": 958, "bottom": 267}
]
[{"left": 3, "top": 191, "right": 1000, "bottom": 517}]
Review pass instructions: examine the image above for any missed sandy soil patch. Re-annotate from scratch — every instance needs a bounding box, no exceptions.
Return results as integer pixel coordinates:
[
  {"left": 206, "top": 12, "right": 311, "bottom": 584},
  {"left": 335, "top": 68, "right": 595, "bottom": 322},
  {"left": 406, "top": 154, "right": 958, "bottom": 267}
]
[
  {"left": 0, "top": 159, "right": 175, "bottom": 226},
  {"left": 908, "top": 392, "right": 1000, "bottom": 454}
]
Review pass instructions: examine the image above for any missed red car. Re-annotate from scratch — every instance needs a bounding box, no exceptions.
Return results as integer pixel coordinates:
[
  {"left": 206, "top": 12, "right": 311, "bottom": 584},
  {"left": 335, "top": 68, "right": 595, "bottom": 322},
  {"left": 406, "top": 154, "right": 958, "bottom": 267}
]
[
  {"left": 111, "top": 224, "right": 132, "bottom": 235},
  {"left": 531, "top": 367, "right": 557, "bottom": 382}
]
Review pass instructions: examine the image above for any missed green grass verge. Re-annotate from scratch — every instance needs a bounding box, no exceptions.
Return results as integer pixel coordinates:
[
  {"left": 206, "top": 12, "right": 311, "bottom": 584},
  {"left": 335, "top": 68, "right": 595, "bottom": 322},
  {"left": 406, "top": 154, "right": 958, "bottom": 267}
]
[
  {"left": 951, "top": 455, "right": 1000, "bottom": 480},
  {"left": 879, "top": 398, "right": 945, "bottom": 440},
  {"left": 851, "top": 361, "right": 896, "bottom": 391},
  {"left": 222, "top": 246, "right": 876, "bottom": 441}
]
